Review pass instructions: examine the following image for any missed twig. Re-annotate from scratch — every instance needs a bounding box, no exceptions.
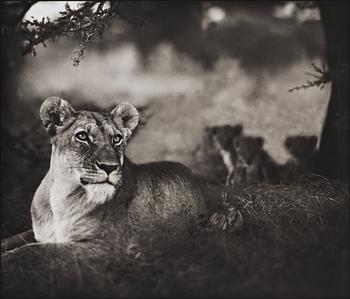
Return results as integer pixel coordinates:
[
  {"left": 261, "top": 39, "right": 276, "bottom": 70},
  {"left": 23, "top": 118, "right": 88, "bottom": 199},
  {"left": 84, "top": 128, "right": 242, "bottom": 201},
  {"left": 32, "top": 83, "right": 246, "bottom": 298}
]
[
  {"left": 288, "top": 63, "right": 331, "bottom": 93},
  {"left": 14, "top": 1, "right": 147, "bottom": 66}
]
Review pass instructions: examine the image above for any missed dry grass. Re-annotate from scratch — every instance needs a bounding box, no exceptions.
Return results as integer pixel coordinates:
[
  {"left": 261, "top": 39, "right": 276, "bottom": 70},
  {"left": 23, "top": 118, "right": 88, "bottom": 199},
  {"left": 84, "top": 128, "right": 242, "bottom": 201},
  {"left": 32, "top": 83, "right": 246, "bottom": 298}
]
[{"left": 2, "top": 173, "right": 348, "bottom": 298}]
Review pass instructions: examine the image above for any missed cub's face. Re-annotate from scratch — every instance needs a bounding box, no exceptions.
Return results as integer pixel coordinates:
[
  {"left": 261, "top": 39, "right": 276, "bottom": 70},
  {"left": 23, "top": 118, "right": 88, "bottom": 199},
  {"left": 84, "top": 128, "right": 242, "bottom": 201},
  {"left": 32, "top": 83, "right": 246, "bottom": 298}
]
[
  {"left": 284, "top": 135, "right": 318, "bottom": 160},
  {"left": 234, "top": 136, "right": 264, "bottom": 166},
  {"left": 40, "top": 97, "right": 139, "bottom": 191},
  {"left": 205, "top": 124, "right": 243, "bottom": 150}
]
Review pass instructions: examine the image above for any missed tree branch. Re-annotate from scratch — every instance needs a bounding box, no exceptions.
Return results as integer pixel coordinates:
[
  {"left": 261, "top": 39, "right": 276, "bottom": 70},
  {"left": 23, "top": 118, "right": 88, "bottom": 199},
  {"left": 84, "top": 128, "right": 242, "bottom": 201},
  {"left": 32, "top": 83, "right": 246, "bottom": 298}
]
[
  {"left": 288, "top": 63, "right": 332, "bottom": 92},
  {"left": 1, "top": 1, "right": 38, "bottom": 31},
  {"left": 2, "top": 1, "right": 147, "bottom": 66}
]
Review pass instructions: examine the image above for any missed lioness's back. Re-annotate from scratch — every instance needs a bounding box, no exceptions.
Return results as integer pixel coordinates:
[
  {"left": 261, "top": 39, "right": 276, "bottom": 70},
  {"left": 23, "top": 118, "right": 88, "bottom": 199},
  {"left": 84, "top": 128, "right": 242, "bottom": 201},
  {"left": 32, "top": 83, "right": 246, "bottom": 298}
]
[{"left": 128, "top": 161, "right": 207, "bottom": 235}]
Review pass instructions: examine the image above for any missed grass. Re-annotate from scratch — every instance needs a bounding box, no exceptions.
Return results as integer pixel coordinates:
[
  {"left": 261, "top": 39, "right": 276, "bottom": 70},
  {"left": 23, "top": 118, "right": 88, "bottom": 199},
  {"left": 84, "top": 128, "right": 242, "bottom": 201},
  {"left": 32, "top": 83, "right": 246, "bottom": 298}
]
[{"left": 1, "top": 164, "right": 349, "bottom": 298}]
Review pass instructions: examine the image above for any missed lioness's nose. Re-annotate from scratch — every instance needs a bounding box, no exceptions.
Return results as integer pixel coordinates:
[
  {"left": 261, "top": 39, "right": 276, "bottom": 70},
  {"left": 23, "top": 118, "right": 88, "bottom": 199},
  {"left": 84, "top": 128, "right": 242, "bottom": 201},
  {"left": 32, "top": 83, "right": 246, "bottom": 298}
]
[{"left": 96, "top": 161, "right": 118, "bottom": 175}]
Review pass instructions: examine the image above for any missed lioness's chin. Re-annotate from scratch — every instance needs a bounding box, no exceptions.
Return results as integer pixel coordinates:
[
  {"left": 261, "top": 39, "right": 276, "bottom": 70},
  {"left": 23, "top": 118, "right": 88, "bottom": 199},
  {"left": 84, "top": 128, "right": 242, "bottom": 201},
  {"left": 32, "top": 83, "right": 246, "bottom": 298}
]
[{"left": 83, "top": 183, "right": 116, "bottom": 204}]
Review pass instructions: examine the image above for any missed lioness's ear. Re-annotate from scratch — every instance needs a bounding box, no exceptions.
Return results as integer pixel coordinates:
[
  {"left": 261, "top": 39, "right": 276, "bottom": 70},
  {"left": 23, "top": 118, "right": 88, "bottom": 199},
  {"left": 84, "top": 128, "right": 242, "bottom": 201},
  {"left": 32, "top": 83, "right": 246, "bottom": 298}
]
[
  {"left": 40, "top": 97, "right": 76, "bottom": 136},
  {"left": 111, "top": 102, "right": 139, "bottom": 137}
]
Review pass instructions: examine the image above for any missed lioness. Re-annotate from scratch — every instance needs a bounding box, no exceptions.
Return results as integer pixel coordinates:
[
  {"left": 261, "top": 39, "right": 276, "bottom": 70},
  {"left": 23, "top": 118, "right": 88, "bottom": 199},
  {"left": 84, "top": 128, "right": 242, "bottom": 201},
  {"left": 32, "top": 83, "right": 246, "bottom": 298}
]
[
  {"left": 1, "top": 98, "right": 242, "bottom": 267},
  {"left": 2, "top": 97, "right": 204, "bottom": 250}
]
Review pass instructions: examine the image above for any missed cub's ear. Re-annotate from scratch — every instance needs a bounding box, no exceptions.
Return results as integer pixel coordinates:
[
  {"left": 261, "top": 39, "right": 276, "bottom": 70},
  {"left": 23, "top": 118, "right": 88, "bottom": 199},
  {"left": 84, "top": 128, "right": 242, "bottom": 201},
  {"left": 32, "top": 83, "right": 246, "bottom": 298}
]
[
  {"left": 205, "top": 126, "right": 217, "bottom": 135},
  {"left": 232, "top": 124, "right": 243, "bottom": 136},
  {"left": 256, "top": 137, "right": 264, "bottom": 148},
  {"left": 111, "top": 102, "right": 139, "bottom": 137},
  {"left": 284, "top": 136, "right": 292, "bottom": 149},
  {"left": 309, "top": 135, "right": 318, "bottom": 149},
  {"left": 40, "top": 97, "right": 76, "bottom": 136}
]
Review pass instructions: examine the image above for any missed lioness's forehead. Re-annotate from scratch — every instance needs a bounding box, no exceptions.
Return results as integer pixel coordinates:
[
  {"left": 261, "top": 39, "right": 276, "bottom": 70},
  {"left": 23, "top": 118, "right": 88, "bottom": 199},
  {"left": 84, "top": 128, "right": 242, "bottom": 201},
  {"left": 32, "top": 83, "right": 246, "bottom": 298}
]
[{"left": 72, "top": 111, "right": 120, "bottom": 135}]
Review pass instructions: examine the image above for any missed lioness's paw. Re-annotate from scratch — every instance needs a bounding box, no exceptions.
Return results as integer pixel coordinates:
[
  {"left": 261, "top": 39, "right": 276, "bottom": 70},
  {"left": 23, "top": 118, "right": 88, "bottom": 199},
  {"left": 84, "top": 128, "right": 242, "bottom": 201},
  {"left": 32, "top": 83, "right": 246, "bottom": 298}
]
[{"left": 209, "top": 206, "right": 243, "bottom": 232}]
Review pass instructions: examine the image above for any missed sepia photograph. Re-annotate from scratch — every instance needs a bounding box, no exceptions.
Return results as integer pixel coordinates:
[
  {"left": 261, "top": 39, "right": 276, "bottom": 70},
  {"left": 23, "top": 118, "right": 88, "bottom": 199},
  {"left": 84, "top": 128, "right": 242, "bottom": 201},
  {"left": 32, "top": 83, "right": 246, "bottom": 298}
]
[{"left": 1, "top": 1, "right": 349, "bottom": 298}]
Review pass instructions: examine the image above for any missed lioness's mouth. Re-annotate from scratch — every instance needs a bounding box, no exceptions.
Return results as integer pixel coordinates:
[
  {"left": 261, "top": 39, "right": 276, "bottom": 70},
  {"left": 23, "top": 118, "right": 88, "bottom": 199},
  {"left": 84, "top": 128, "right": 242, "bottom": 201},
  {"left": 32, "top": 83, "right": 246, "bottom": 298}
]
[
  {"left": 80, "top": 178, "right": 89, "bottom": 185},
  {"left": 80, "top": 178, "right": 115, "bottom": 186}
]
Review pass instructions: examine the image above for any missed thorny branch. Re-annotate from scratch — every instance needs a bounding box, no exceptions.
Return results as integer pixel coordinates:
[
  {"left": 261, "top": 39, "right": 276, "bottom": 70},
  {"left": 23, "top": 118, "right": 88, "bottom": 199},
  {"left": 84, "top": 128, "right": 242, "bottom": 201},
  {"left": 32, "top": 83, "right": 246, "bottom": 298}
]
[
  {"left": 19, "top": 1, "right": 114, "bottom": 66},
  {"left": 288, "top": 63, "right": 331, "bottom": 92},
  {"left": 9, "top": 1, "right": 147, "bottom": 66}
]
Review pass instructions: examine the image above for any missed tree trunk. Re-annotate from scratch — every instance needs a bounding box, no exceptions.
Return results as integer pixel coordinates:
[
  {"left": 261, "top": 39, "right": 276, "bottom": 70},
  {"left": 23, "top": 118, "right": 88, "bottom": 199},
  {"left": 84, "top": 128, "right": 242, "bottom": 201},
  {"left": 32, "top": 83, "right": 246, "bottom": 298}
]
[{"left": 315, "top": 1, "right": 349, "bottom": 180}]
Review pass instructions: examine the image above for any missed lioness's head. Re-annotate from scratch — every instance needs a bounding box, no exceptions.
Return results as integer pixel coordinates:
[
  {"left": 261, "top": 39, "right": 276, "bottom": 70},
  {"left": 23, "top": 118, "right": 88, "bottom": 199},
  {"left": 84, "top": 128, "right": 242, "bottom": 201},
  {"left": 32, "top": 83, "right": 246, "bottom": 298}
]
[{"left": 40, "top": 97, "right": 139, "bottom": 193}]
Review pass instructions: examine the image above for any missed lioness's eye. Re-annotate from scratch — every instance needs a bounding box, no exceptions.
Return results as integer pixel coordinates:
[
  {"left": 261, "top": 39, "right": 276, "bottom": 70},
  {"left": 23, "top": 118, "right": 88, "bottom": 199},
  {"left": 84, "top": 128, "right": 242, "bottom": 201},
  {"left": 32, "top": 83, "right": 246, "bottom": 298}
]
[
  {"left": 112, "top": 134, "right": 123, "bottom": 146},
  {"left": 75, "top": 131, "right": 90, "bottom": 143}
]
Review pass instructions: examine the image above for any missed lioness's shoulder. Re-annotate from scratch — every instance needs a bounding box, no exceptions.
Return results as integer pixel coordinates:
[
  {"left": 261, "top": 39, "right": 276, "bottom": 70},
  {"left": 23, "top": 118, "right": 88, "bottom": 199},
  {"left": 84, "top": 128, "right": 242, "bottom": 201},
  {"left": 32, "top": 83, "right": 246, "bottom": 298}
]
[
  {"left": 135, "top": 160, "right": 192, "bottom": 173},
  {"left": 133, "top": 161, "right": 198, "bottom": 183}
]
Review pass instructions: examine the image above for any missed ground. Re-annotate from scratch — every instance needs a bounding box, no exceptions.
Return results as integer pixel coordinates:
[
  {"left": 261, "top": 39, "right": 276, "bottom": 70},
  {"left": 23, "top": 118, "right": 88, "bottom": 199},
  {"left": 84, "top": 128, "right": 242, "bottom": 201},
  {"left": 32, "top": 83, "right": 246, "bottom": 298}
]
[{"left": 2, "top": 170, "right": 349, "bottom": 298}]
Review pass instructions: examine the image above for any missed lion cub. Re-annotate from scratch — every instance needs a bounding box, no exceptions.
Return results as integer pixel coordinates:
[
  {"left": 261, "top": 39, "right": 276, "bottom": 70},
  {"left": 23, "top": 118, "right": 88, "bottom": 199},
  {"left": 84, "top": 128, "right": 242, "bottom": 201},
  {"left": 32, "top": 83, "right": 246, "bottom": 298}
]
[
  {"left": 233, "top": 135, "right": 279, "bottom": 186},
  {"left": 205, "top": 124, "right": 243, "bottom": 185},
  {"left": 282, "top": 135, "right": 318, "bottom": 179}
]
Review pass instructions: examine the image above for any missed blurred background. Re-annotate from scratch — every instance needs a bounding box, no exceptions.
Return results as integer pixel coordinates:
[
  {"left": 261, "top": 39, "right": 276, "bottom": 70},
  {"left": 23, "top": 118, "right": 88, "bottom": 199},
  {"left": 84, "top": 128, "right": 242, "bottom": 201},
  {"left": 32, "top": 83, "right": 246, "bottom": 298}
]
[
  {"left": 2, "top": 1, "right": 329, "bottom": 165},
  {"left": 1, "top": 1, "right": 331, "bottom": 235}
]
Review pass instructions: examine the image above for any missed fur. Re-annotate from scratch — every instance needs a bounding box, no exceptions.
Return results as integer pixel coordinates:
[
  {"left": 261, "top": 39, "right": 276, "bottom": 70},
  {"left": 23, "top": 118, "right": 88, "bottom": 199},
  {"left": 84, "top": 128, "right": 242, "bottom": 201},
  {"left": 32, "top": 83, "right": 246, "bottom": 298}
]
[
  {"left": 1, "top": 97, "right": 222, "bottom": 271},
  {"left": 233, "top": 135, "right": 279, "bottom": 185},
  {"left": 205, "top": 124, "right": 243, "bottom": 185},
  {"left": 280, "top": 135, "right": 318, "bottom": 180}
]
